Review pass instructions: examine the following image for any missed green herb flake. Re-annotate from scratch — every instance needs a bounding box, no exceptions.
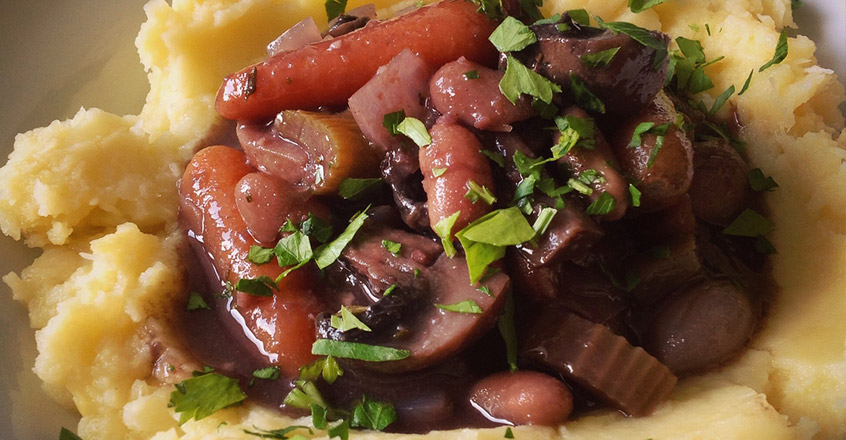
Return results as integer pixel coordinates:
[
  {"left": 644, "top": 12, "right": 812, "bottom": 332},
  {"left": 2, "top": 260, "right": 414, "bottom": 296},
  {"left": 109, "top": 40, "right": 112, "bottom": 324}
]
[
  {"left": 676, "top": 36, "right": 706, "bottom": 64},
  {"left": 723, "top": 209, "right": 775, "bottom": 237},
  {"left": 749, "top": 168, "right": 779, "bottom": 192},
  {"left": 497, "top": 292, "right": 519, "bottom": 372},
  {"left": 481, "top": 149, "right": 506, "bottom": 168},
  {"left": 569, "top": 74, "right": 606, "bottom": 114},
  {"left": 553, "top": 114, "right": 596, "bottom": 157},
  {"left": 248, "top": 245, "right": 275, "bottom": 264},
  {"left": 351, "top": 396, "right": 398, "bottom": 431},
  {"left": 755, "top": 236, "right": 778, "bottom": 255},
  {"left": 328, "top": 419, "right": 350, "bottom": 440},
  {"left": 739, "top": 70, "right": 754, "bottom": 95},
  {"left": 586, "top": 192, "right": 617, "bottom": 216},
  {"left": 434, "top": 211, "right": 461, "bottom": 257},
  {"left": 435, "top": 300, "right": 484, "bottom": 314},
  {"left": 629, "top": 184, "right": 642, "bottom": 207},
  {"left": 500, "top": 55, "right": 562, "bottom": 105},
  {"left": 299, "top": 356, "right": 344, "bottom": 384},
  {"left": 186, "top": 292, "right": 211, "bottom": 311},
  {"left": 464, "top": 70, "right": 481, "bottom": 80},
  {"left": 628, "top": 0, "right": 668, "bottom": 13},
  {"left": 330, "top": 305, "right": 373, "bottom": 332},
  {"left": 311, "top": 403, "right": 328, "bottom": 430},
  {"left": 314, "top": 207, "right": 369, "bottom": 269},
  {"left": 478, "top": 286, "right": 493, "bottom": 296},
  {"left": 252, "top": 366, "right": 281, "bottom": 380},
  {"left": 284, "top": 380, "right": 327, "bottom": 410},
  {"left": 338, "top": 177, "right": 383, "bottom": 200},
  {"left": 312, "top": 339, "right": 410, "bottom": 362},
  {"left": 382, "top": 110, "right": 406, "bottom": 135},
  {"left": 169, "top": 372, "right": 247, "bottom": 425},
  {"left": 325, "top": 0, "right": 347, "bottom": 21},
  {"left": 629, "top": 122, "right": 655, "bottom": 148},
  {"left": 383, "top": 284, "right": 398, "bottom": 296},
  {"left": 710, "top": 84, "right": 735, "bottom": 114},
  {"left": 489, "top": 16, "right": 537, "bottom": 53},
  {"left": 472, "top": 0, "right": 504, "bottom": 20},
  {"left": 567, "top": 9, "right": 591, "bottom": 26},
  {"left": 235, "top": 276, "right": 276, "bottom": 297},
  {"left": 759, "top": 30, "right": 788, "bottom": 72},
  {"left": 580, "top": 46, "right": 621, "bottom": 68},
  {"left": 532, "top": 207, "right": 558, "bottom": 236},
  {"left": 689, "top": 23, "right": 700, "bottom": 32},
  {"left": 465, "top": 180, "right": 497, "bottom": 205},
  {"left": 646, "top": 134, "right": 666, "bottom": 167},
  {"left": 397, "top": 117, "right": 432, "bottom": 147},
  {"left": 705, "top": 23, "right": 712, "bottom": 36},
  {"left": 381, "top": 239, "right": 402, "bottom": 256},
  {"left": 597, "top": 18, "right": 668, "bottom": 68},
  {"left": 274, "top": 230, "right": 313, "bottom": 267},
  {"left": 60, "top": 428, "right": 83, "bottom": 440},
  {"left": 458, "top": 207, "right": 536, "bottom": 247},
  {"left": 791, "top": 0, "right": 803, "bottom": 11},
  {"left": 534, "top": 13, "right": 562, "bottom": 25},
  {"left": 243, "top": 426, "right": 313, "bottom": 440}
]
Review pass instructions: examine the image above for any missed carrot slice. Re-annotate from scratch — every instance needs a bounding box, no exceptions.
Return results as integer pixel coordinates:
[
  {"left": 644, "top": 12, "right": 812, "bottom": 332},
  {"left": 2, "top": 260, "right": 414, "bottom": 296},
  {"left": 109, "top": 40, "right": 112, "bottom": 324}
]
[{"left": 215, "top": 0, "right": 498, "bottom": 121}]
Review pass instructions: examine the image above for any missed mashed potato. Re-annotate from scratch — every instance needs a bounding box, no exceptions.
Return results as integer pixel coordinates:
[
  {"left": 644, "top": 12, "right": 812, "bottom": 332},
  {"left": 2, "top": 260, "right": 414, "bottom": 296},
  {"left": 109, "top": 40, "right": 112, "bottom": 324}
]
[{"left": 1, "top": 0, "right": 844, "bottom": 439}]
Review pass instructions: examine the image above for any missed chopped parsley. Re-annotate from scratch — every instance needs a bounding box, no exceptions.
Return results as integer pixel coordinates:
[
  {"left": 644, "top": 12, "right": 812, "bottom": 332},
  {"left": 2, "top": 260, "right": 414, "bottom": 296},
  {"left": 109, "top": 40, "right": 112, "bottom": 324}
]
[
  {"left": 464, "top": 70, "right": 481, "bottom": 80},
  {"left": 553, "top": 114, "right": 596, "bottom": 156},
  {"left": 59, "top": 428, "right": 83, "bottom": 440},
  {"left": 351, "top": 396, "right": 398, "bottom": 431},
  {"left": 723, "top": 209, "right": 775, "bottom": 237},
  {"left": 739, "top": 70, "right": 754, "bottom": 95},
  {"left": 478, "top": 285, "right": 493, "bottom": 296},
  {"left": 330, "top": 305, "right": 372, "bottom": 332},
  {"left": 312, "top": 339, "right": 410, "bottom": 362},
  {"left": 710, "top": 84, "right": 735, "bottom": 114},
  {"left": 497, "top": 292, "right": 519, "bottom": 372},
  {"left": 569, "top": 74, "right": 606, "bottom": 114},
  {"left": 567, "top": 9, "right": 591, "bottom": 26},
  {"left": 252, "top": 366, "right": 281, "bottom": 380},
  {"left": 338, "top": 178, "right": 384, "bottom": 200},
  {"left": 325, "top": 0, "right": 347, "bottom": 21},
  {"left": 382, "top": 110, "right": 405, "bottom": 135},
  {"left": 500, "top": 55, "right": 562, "bottom": 105},
  {"left": 586, "top": 192, "right": 617, "bottom": 215},
  {"left": 629, "top": 184, "right": 642, "bottom": 207},
  {"left": 432, "top": 167, "right": 448, "bottom": 177},
  {"left": 481, "top": 149, "right": 506, "bottom": 168},
  {"left": 383, "top": 284, "right": 398, "bottom": 296},
  {"left": 397, "top": 117, "right": 432, "bottom": 147},
  {"left": 579, "top": 47, "right": 621, "bottom": 68},
  {"left": 274, "top": 230, "right": 313, "bottom": 267},
  {"left": 435, "top": 300, "right": 484, "bottom": 314},
  {"left": 186, "top": 292, "right": 210, "bottom": 311},
  {"left": 284, "top": 379, "right": 328, "bottom": 410},
  {"left": 235, "top": 276, "right": 276, "bottom": 297},
  {"left": 489, "top": 16, "right": 537, "bottom": 53},
  {"left": 628, "top": 0, "right": 669, "bottom": 13},
  {"left": 532, "top": 207, "right": 558, "bottom": 235},
  {"left": 381, "top": 239, "right": 402, "bottom": 256},
  {"left": 759, "top": 31, "right": 788, "bottom": 72},
  {"left": 456, "top": 207, "right": 535, "bottom": 283},
  {"left": 299, "top": 356, "right": 344, "bottom": 384},
  {"left": 465, "top": 180, "right": 497, "bottom": 205},
  {"left": 247, "top": 245, "right": 275, "bottom": 264},
  {"left": 596, "top": 18, "right": 668, "bottom": 68},
  {"left": 314, "top": 207, "right": 370, "bottom": 269},
  {"left": 169, "top": 370, "right": 247, "bottom": 424},
  {"left": 433, "top": 211, "right": 461, "bottom": 258},
  {"left": 243, "top": 426, "right": 313, "bottom": 440},
  {"left": 748, "top": 168, "right": 779, "bottom": 192}
]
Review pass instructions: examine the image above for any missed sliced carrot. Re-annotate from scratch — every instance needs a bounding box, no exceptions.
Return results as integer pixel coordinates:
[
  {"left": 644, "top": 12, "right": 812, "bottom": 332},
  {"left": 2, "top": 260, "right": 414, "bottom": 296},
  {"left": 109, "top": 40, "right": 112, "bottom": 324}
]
[{"left": 216, "top": 0, "right": 498, "bottom": 121}]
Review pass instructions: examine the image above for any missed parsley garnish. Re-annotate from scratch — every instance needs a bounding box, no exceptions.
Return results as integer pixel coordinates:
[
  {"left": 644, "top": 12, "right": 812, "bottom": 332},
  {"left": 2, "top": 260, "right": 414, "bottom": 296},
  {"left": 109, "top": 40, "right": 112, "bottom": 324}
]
[
  {"left": 567, "top": 9, "right": 591, "bottom": 26},
  {"left": 553, "top": 114, "right": 596, "bottom": 156},
  {"left": 397, "top": 117, "right": 432, "bottom": 147},
  {"left": 500, "top": 55, "right": 562, "bottom": 105},
  {"left": 759, "top": 31, "right": 788, "bottom": 72},
  {"left": 330, "top": 305, "right": 373, "bottom": 332},
  {"left": 325, "top": 0, "right": 347, "bottom": 21},
  {"left": 472, "top": 0, "right": 504, "bottom": 19},
  {"left": 532, "top": 207, "right": 558, "bottom": 235},
  {"left": 382, "top": 110, "right": 405, "bottom": 135},
  {"left": 748, "top": 168, "right": 779, "bottom": 192},
  {"left": 629, "top": 184, "right": 642, "bottom": 207},
  {"left": 739, "top": 70, "right": 754, "bottom": 95},
  {"left": 456, "top": 207, "right": 536, "bottom": 283},
  {"left": 586, "top": 192, "right": 617, "bottom": 215},
  {"left": 235, "top": 276, "right": 276, "bottom": 297},
  {"left": 59, "top": 428, "right": 83, "bottom": 440},
  {"left": 299, "top": 356, "right": 344, "bottom": 384},
  {"left": 301, "top": 213, "right": 333, "bottom": 243},
  {"left": 432, "top": 167, "right": 448, "bottom": 177},
  {"left": 338, "top": 178, "right": 383, "bottom": 200},
  {"left": 314, "top": 208, "right": 369, "bottom": 269},
  {"left": 169, "top": 371, "right": 247, "bottom": 424},
  {"left": 383, "top": 284, "right": 398, "bottom": 296},
  {"left": 710, "top": 84, "right": 735, "bottom": 114},
  {"left": 243, "top": 426, "right": 312, "bottom": 440},
  {"left": 186, "top": 292, "right": 210, "bottom": 311},
  {"left": 284, "top": 379, "right": 328, "bottom": 410},
  {"left": 435, "top": 300, "right": 484, "bottom": 314},
  {"left": 381, "top": 239, "right": 402, "bottom": 255},
  {"left": 464, "top": 70, "right": 481, "bottom": 80},
  {"left": 489, "top": 16, "right": 537, "bottom": 52},
  {"left": 252, "top": 366, "right": 281, "bottom": 380},
  {"left": 723, "top": 209, "right": 775, "bottom": 237},
  {"left": 569, "top": 74, "right": 606, "bottom": 114},
  {"left": 580, "top": 47, "right": 621, "bottom": 68},
  {"left": 628, "top": 0, "right": 669, "bottom": 13},
  {"left": 312, "top": 340, "right": 410, "bottom": 362},
  {"left": 351, "top": 396, "right": 398, "bottom": 431},
  {"left": 465, "top": 180, "right": 497, "bottom": 205},
  {"left": 433, "top": 211, "right": 461, "bottom": 258},
  {"left": 481, "top": 149, "right": 506, "bottom": 167},
  {"left": 497, "top": 292, "right": 519, "bottom": 372},
  {"left": 596, "top": 18, "right": 668, "bottom": 68}
]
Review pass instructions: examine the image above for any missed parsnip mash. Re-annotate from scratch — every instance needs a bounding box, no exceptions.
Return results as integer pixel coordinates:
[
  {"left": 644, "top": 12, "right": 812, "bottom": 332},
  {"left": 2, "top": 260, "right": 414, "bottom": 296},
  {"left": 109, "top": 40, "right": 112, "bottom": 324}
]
[{"left": 1, "top": 0, "right": 844, "bottom": 439}]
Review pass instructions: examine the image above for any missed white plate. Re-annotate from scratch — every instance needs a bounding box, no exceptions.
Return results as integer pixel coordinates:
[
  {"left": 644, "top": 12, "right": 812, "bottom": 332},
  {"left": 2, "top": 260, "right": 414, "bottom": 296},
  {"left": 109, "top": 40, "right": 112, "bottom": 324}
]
[{"left": 0, "top": 1, "right": 843, "bottom": 439}]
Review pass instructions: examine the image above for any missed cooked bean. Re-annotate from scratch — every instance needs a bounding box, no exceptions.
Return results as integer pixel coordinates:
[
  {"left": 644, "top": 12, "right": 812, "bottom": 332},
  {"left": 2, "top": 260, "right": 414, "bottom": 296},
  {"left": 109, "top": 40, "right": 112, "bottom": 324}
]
[
  {"left": 430, "top": 57, "right": 535, "bottom": 132},
  {"left": 420, "top": 121, "right": 496, "bottom": 236},
  {"left": 610, "top": 90, "right": 693, "bottom": 212},
  {"left": 643, "top": 279, "right": 759, "bottom": 375},
  {"left": 469, "top": 371, "right": 573, "bottom": 426},
  {"left": 688, "top": 139, "right": 751, "bottom": 225}
]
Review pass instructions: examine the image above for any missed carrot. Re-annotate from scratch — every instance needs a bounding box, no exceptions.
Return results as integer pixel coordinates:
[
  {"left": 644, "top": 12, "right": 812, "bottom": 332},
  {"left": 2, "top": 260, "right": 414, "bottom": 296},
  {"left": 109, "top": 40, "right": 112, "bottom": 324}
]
[
  {"left": 216, "top": 0, "right": 498, "bottom": 121},
  {"left": 180, "top": 146, "right": 323, "bottom": 376}
]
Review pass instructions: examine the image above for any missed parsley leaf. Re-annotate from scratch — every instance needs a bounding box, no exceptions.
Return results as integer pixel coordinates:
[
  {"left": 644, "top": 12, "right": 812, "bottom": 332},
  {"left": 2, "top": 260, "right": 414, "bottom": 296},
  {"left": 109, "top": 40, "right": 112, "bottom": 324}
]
[
  {"left": 248, "top": 245, "right": 275, "bottom": 264},
  {"left": 382, "top": 110, "right": 405, "bottom": 135},
  {"left": 629, "top": 184, "right": 642, "bottom": 207},
  {"left": 314, "top": 208, "right": 369, "bottom": 269},
  {"left": 579, "top": 47, "right": 621, "bottom": 68},
  {"left": 456, "top": 207, "right": 535, "bottom": 283},
  {"left": 381, "top": 239, "right": 402, "bottom": 255},
  {"left": 397, "top": 117, "right": 432, "bottom": 147},
  {"left": 597, "top": 18, "right": 668, "bottom": 68},
  {"left": 472, "top": 0, "right": 503, "bottom": 20},
  {"left": 628, "top": 0, "right": 669, "bottom": 13},
  {"left": 723, "top": 209, "right": 775, "bottom": 237},
  {"left": 325, "top": 0, "right": 347, "bottom": 22},
  {"left": 284, "top": 379, "right": 328, "bottom": 410},
  {"left": 433, "top": 211, "right": 461, "bottom": 258},
  {"left": 532, "top": 207, "right": 558, "bottom": 235},
  {"left": 435, "top": 300, "right": 484, "bottom": 314},
  {"left": 759, "top": 30, "right": 788, "bottom": 72},
  {"left": 481, "top": 149, "right": 505, "bottom": 168},
  {"left": 301, "top": 213, "right": 333, "bottom": 243},
  {"left": 500, "top": 55, "right": 562, "bottom": 105},
  {"left": 464, "top": 70, "right": 480, "bottom": 80},
  {"left": 553, "top": 114, "right": 596, "bottom": 156},
  {"left": 252, "top": 366, "right": 281, "bottom": 380},
  {"left": 186, "top": 292, "right": 210, "bottom": 311},
  {"left": 383, "top": 284, "right": 398, "bottom": 296},
  {"left": 748, "top": 168, "right": 779, "bottom": 192},
  {"left": 170, "top": 372, "right": 247, "bottom": 424},
  {"left": 299, "top": 356, "right": 344, "bottom": 384},
  {"left": 312, "top": 340, "right": 410, "bottom": 362},
  {"left": 274, "top": 230, "right": 313, "bottom": 267},
  {"left": 338, "top": 178, "right": 383, "bottom": 200},
  {"left": 497, "top": 292, "right": 519, "bottom": 372},
  {"left": 569, "top": 74, "right": 606, "bottom": 114},
  {"left": 60, "top": 428, "right": 83, "bottom": 440},
  {"left": 567, "top": 9, "right": 591, "bottom": 26},
  {"left": 586, "top": 192, "right": 617, "bottom": 216},
  {"left": 243, "top": 426, "right": 313, "bottom": 440},
  {"left": 351, "top": 396, "right": 397, "bottom": 431},
  {"left": 330, "top": 305, "right": 372, "bottom": 332},
  {"left": 739, "top": 70, "right": 754, "bottom": 95},
  {"left": 465, "top": 180, "right": 497, "bottom": 205},
  {"left": 236, "top": 276, "right": 276, "bottom": 297},
  {"left": 505, "top": 426, "right": 515, "bottom": 438},
  {"left": 489, "top": 16, "right": 537, "bottom": 52},
  {"left": 432, "top": 167, "right": 448, "bottom": 177},
  {"left": 328, "top": 419, "right": 350, "bottom": 440},
  {"left": 710, "top": 84, "right": 735, "bottom": 114}
]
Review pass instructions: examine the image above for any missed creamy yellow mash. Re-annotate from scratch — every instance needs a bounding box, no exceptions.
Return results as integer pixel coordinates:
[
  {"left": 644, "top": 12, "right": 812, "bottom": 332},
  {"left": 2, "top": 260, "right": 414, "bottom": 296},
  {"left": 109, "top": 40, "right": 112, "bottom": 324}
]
[{"left": 1, "top": 0, "right": 844, "bottom": 439}]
